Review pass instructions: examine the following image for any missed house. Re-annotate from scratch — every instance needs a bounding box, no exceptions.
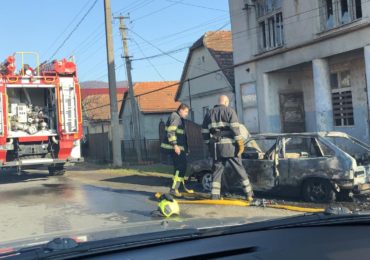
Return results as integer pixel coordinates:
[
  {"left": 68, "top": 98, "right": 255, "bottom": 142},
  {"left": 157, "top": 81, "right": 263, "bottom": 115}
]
[
  {"left": 119, "top": 81, "right": 180, "bottom": 141},
  {"left": 80, "top": 80, "right": 127, "bottom": 100},
  {"left": 82, "top": 93, "right": 126, "bottom": 162},
  {"left": 83, "top": 93, "right": 125, "bottom": 137},
  {"left": 175, "top": 31, "right": 235, "bottom": 125},
  {"left": 229, "top": 0, "right": 370, "bottom": 141}
]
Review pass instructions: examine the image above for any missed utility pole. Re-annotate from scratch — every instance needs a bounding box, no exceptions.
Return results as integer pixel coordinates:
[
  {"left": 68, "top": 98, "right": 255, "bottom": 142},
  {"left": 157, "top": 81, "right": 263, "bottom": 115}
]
[
  {"left": 115, "top": 15, "right": 142, "bottom": 162},
  {"left": 104, "top": 0, "right": 122, "bottom": 167}
]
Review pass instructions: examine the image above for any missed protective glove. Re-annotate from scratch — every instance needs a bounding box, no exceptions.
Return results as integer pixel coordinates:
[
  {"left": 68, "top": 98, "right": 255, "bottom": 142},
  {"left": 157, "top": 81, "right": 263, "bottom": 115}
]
[{"left": 236, "top": 139, "right": 245, "bottom": 157}]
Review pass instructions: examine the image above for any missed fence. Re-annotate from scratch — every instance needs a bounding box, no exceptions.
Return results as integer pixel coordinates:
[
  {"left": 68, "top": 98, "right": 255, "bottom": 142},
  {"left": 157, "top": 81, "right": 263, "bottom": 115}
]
[
  {"left": 122, "top": 139, "right": 162, "bottom": 162},
  {"left": 84, "top": 119, "right": 208, "bottom": 164},
  {"left": 83, "top": 132, "right": 112, "bottom": 163}
]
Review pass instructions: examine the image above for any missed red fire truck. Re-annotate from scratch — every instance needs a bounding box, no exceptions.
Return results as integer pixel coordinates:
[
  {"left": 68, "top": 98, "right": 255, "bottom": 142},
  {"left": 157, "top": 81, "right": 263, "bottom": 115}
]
[{"left": 0, "top": 52, "right": 83, "bottom": 175}]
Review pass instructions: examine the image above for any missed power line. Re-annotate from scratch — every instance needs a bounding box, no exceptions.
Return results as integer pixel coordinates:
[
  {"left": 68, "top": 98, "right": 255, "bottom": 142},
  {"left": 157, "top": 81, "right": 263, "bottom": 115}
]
[
  {"left": 131, "top": 38, "right": 166, "bottom": 80},
  {"left": 132, "top": 46, "right": 189, "bottom": 61},
  {"left": 165, "top": 0, "right": 228, "bottom": 12},
  {"left": 113, "top": 0, "right": 155, "bottom": 15},
  {"left": 44, "top": 0, "right": 91, "bottom": 58},
  {"left": 49, "top": 0, "right": 99, "bottom": 60},
  {"left": 132, "top": 0, "right": 183, "bottom": 22}
]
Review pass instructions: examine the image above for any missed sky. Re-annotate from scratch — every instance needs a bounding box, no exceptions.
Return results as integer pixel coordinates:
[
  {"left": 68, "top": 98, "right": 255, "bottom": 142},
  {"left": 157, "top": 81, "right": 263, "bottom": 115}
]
[{"left": 0, "top": 0, "right": 231, "bottom": 83}]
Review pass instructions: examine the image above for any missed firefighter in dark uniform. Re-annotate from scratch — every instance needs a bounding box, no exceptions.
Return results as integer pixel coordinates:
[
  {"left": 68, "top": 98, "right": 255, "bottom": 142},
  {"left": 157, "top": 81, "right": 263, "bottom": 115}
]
[
  {"left": 202, "top": 95, "right": 253, "bottom": 201},
  {"left": 161, "top": 104, "right": 193, "bottom": 197}
]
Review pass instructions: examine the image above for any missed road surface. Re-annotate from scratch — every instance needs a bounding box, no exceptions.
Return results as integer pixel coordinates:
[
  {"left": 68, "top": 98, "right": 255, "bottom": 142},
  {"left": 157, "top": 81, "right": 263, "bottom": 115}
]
[{"left": 0, "top": 166, "right": 326, "bottom": 243}]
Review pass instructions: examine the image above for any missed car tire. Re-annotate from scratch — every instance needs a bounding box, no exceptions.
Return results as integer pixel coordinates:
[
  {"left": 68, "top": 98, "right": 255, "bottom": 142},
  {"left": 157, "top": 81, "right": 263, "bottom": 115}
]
[
  {"left": 302, "top": 178, "right": 336, "bottom": 203},
  {"left": 201, "top": 172, "right": 213, "bottom": 192}
]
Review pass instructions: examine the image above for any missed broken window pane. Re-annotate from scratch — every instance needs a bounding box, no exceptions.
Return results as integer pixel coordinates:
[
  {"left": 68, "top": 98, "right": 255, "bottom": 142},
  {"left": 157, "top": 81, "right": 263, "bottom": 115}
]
[
  {"left": 355, "top": 0, "right": 362, "bottom": 18},
  {"left": 283, "top": 137, "right": 324, "bottom": 158},
  {"left": 340, "top": 0, "right": 350, "bottom": 24},
  {"left": 275, "top": 12, "right": 284, "bottom": 46},
  {"left": 340, "top": 70, "right": 350, "bottom": 88},
  {"left": 325, "top": 0, "right": 334, "bottom": 29},
  {"left": 260, "top": 21, "right": 267, "bottom": 49},
  {"left": 268, "top": 16, "right": 276, "bottom": 47}
]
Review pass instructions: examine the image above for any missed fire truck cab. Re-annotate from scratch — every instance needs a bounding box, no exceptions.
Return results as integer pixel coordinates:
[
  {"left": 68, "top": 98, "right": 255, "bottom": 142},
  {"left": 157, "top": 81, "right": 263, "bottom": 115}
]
[{"left": 0, "top": 52, "right": 83, "bottom": 175}]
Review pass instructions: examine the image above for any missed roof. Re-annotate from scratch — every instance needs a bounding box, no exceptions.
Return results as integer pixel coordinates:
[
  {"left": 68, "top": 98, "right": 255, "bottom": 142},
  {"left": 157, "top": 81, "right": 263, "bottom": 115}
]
[
  {"left": 81, "top": 88, "right": 127, "bottom": 100},
  {"left": 83, "top": 93, "right": 124, "bottom": 121},
  {"left": 175, "top": 31, "right": 234, "bottom": 100},
  {"left": 120, "top": 81, "right": 181, "bottom": 116}
]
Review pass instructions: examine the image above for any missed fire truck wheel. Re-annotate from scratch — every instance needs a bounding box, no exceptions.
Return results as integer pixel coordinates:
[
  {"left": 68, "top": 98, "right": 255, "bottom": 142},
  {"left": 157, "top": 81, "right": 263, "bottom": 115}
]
[{"left": 48, "top": 165, "right": 66, "bottom": 176}]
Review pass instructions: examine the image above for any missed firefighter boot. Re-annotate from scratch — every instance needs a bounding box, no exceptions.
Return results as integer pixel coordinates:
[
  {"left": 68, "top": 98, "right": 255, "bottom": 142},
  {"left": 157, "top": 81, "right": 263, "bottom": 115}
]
[
  {"left": 180, "top": 178, "right": 194, "bottom": 194},
  {"left": 211, "top": 181, "right": 221, "bottom": 200},
  {"left": 169, "top": 171, "right": 182, "bottom": 198},
  {"left": 242, "top": 179, "right": 254, "bottom": 202}
]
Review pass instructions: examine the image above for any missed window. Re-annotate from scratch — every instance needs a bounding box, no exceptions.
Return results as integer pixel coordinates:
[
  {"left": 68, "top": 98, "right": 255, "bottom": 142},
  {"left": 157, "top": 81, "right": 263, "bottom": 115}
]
[
  {"left": 321, "top": 0, "right": 362, "bottom": 31},
  {"left": 257, "top": 0, "right": 284, "bottom": 51},
  {"left": 283, "top": 137, "right": 327, "bottom": 158},
  {"left": 202, "top": 106, "right": 209, "bottom": 118},
  {"left": 330, "top": 70, "right": 354, "bottom": 126}
]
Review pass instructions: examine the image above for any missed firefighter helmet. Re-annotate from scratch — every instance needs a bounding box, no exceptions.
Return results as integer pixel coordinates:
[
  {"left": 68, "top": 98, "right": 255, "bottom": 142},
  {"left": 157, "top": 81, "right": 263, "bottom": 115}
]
[{"left": 158, "top": 194, "right": 180, "bottom": 217}]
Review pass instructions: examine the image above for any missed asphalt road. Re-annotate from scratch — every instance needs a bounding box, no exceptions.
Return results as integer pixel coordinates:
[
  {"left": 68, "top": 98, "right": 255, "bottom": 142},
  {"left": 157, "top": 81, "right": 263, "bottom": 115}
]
[{"left": 0, "top": 167, "right": 329, "bottom": 244}]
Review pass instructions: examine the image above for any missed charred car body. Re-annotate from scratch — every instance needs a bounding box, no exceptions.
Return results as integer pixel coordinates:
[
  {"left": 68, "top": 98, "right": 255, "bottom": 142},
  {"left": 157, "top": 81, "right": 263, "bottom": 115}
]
[{"left": 190, "top": 132, "right": 370, "bottom": 202}]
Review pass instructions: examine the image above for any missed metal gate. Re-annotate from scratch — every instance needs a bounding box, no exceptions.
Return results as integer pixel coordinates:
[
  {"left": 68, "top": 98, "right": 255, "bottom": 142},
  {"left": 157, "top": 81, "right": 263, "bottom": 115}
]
[
  {"left": 86, "top": 132, "right": 111, "bottom": 163},
  {"left": 159, "top": 120, "right": 207, "bottom": 163}
]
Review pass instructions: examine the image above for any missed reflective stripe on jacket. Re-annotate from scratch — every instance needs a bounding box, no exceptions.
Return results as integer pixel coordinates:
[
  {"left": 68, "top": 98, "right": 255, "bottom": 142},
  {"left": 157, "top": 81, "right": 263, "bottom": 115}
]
[
  {"left": 202, "top": 105, "right": 241, "bottom": 158},
  {"left": 161, "top": 112, "right": 188, "bottom": 153}
]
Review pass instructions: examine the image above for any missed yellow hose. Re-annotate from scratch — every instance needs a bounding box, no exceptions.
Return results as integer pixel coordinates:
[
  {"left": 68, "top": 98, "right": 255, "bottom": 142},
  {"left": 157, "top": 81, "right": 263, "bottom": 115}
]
[
  {"left": 154, "top": 192, "right": 325, "bottom": 213},
  {"left": 267, "top": 204, "right": 325, "bottom": 213},
  {"left": 178, "top": 199, "right": 250, "bottom": 207}
]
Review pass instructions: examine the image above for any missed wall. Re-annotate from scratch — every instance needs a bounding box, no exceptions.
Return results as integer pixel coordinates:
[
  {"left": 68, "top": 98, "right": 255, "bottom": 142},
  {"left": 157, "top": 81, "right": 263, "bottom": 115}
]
[
  {"left": 329, "top": 51, "right": 369, "bottom": 142},
  {"left": 265, "top": 65, "right": 315, "bottom": 133},
  {"left": 230, "top": 0, "right": 370, "bottom": 138},
  {"left": 178, "top": 45, "right": 235, "bottom": 124},
  {"left": 121, "top": 99, "right": 170, "bottom": 140},
  {"left": 139, "top": 112, "right": 170, "bottom": 140}
]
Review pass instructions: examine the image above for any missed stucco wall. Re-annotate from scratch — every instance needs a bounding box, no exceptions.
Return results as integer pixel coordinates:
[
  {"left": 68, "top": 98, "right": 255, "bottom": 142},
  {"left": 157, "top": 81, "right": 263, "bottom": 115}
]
[
  {"left": 230, "top": 0, "right": 370, "bottom": 142},
  {"left": 178, "top": 45, "right": 235, "bottom": 124}
]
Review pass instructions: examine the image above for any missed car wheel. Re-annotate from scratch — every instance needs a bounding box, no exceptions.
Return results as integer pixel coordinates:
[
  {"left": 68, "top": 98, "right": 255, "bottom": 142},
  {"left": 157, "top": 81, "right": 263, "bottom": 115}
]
[
  {"left": 302, "top": 178, "right": 336, "bottom": 203},
  {"left": 201, "top": 172, "right": 213, "bottom": 192}
]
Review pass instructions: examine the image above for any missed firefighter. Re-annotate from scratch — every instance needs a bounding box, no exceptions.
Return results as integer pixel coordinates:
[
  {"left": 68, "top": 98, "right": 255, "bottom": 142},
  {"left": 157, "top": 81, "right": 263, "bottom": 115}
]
[
  {"left": 202, "top": 95, "right": 253, "bottom": 201},
  {"left": 160, "top": 104, "right": 193, "bottom": 197}
]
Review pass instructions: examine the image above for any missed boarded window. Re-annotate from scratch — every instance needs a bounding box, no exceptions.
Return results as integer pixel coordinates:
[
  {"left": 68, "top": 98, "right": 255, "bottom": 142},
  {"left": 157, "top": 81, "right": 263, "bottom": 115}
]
[{"left": 330, "top": 70, "right": 354, "bottom": 126}]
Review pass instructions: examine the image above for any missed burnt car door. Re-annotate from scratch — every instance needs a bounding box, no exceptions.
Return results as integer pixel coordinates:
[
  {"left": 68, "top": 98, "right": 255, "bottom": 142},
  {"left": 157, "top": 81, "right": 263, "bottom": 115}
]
[
  {"left": 281, "top": 136, "right": 337, "bottom": 186},
  {"left": 241, "top": 138, "right": 279, "bottom": 191}
]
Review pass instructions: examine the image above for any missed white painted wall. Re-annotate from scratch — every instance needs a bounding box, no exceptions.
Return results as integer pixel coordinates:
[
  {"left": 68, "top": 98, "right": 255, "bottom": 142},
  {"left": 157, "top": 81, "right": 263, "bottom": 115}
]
[
  {"left": 178, "top": 45, "right": 235, "bottom": 125},
  {"left": 121, "top": 99, "right": 170, "bottom": 140}
]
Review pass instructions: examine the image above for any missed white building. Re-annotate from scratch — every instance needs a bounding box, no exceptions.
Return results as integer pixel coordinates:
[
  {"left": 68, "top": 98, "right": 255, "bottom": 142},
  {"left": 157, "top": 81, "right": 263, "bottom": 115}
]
[
  {"left": 120, "top": 81, "right": 180, "bottom": 140},
  {"left": 176, "top": 31, "right": 236, "bottom": 125},
  {"left": 229, "top": 0, "right": 370, "bottom": 141}
]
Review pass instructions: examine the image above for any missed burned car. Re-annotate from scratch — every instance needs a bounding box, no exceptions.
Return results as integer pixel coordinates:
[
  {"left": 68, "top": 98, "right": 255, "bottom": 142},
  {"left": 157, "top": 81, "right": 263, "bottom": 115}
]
[{"left": 189, "top": 132, "right": 370, "bottom": 203}]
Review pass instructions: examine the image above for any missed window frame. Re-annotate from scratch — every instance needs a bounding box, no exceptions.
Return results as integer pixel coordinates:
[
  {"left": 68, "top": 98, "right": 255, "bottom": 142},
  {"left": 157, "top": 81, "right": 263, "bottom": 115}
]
[
  {"left": 256, "top": 0, "right": 284, "bottom": 52},
  {"left": 330, "top": 69, "right": 354, "bottom": 127},
  {"left": 320, "top": 0, "right": 362, "bottom": 31}
]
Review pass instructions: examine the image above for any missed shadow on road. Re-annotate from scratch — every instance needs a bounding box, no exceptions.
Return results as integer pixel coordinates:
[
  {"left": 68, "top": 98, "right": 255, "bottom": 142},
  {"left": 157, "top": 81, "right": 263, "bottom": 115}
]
[
  {"left": 0, "top": 170, "right": 49, "bottom": 184},
  {"left": 102, "top": 175, "right": 171, "bottom": 187}
]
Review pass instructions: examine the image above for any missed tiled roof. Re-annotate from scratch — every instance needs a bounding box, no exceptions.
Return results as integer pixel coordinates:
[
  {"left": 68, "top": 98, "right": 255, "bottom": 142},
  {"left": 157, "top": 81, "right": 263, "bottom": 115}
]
[
  {"left": 81, "top": 88, "right": 127, "bottom": 100},
  {"left": 203, "top": 31, "right": 234, "bottom": 86},
  {"left": 83, "top": 94, "right": 124, "bottom": 121},
  {"left": 120, "top": 81, "right": 180, "bottom": 115},
  {"left": 176, "top": 31, "right": 234, "bottom": 100}
]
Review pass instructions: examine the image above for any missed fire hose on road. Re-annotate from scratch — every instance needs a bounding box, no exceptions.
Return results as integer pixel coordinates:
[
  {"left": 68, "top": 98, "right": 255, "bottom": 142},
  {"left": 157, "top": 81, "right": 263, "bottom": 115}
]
[{"left": 154, "top": 192, "right": 325, "bottom": 213}]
